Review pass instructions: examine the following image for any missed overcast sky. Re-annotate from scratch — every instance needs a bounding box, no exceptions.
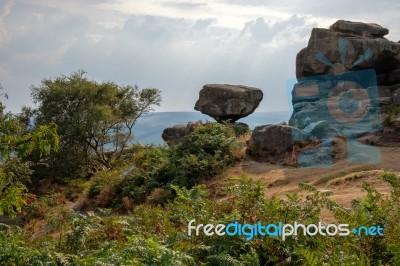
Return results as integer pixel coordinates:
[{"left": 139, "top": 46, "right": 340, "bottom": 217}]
[{"left": 1, "top": 0, "right": 399, "bottom": 113}]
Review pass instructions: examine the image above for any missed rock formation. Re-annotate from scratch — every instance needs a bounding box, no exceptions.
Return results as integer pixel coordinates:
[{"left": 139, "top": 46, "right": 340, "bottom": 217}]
[
  {"left": 162, "top": 121, "right": 250, "bottom": 146},
  {"left": 291, "top": 20, "right": 400, "bottom": 136},
  {"left": 393, "top": 89, "right": 400, "bottom": 105},
  {"left": 162, "top": 84, "right": 261, "bottom": 146},
  {"left": 329, "top": 20, "right": 389, "bottom": 38},
  {"left": 250, "top": 20, "right": 400, "bottom": 160},
  {"left": 296, "top": 20, "right": 400, "bottom": 81},
  {"left": 162, "top": 125, "right": 190, "bottom": 146},
  {"left": 194, "top": 84, "right": 263, "bottom": 123},
  {"left": 161, "top": 123, "right": 197, "bottom": 146},
  {"left": 248, "top": 123, "right": 305, "bottom": 156}
]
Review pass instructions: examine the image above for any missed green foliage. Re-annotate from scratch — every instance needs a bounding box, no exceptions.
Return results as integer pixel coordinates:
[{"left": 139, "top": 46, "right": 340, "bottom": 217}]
[
  {"left": 84, "top": 122, "right": 243, "bottom": 207},
  {"left": 0, "top": 173, "right": 27, "bottom": 217},
  {"left": 99, "top": 122, "right": 244, "bottom": 206},
  {"left": 0, "top": 111, "right": 59, "bottom": 161},
  {"left": 0, "top": 88, "right": 59, "bottom": 217},
  {"left": 23, "top": 192, "right": 68, "bottom": 221},
  {"left": 0, "top": 225, "right": 54, "bottom": 265},
  {"left": 206, "top": 253, "right": 242, "bottom": 265},
  {"left": 1, "top": 80, "right": 399, "bottom": 266},
  {"left": 30, "top": 70, "right": 161, "bottom": 177},
  {"left": 383, "top": 103, "right": 400, "bottom": 129},
  {"left": 296, "top": 249, "right": 323, "bottom": 266},
  {"left": 296, "top": 172, "right": 400, "bottom": 265},
  {"left": 3, "top": 158, "right": 33, "bottom": 184},
  {"left": 1, "top": 172, "right": 400, "bottom": 265},
  {"left": 222, "top": 121, "right": 250, "bottom": 137},
  {"left": 379, "top": 171, "right": 400, "bottom": 189}
]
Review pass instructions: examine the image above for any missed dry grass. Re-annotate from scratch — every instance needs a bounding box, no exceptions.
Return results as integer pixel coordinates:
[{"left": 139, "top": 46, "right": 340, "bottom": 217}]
[
  {"left": 268, "top": 179, "right": 290, "bottom": 188},
  {"left": 327, "top": 170, "right": 384, "bottom": 186},
  {"left": 146, "top": 188, "right": 168, "bottom": 205},
  {"left": 122, "top": 197, "right": 133, "bottom": 212},
  {"left": 230, "top": 146, "right": 246, "bottom": 161},
  {"left": 311, "top": 165, "right": 378, "bottom": 186},
  {"left": 219, "top": 142, "right": 400, "bottom": 214}
]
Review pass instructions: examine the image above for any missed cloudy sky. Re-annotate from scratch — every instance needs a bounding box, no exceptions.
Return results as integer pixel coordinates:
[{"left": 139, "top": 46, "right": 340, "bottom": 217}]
[{"left": 1, "top": 0, "right": 399, "bottom": 113}]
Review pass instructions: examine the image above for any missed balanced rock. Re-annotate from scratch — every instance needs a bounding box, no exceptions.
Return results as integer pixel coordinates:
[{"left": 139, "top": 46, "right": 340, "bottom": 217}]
[
  {"left": 194, "top": 84, "right": 263, "bottom": 122},
  {"left": 330, "top": 20, "right": 389, "bottom": 38},
  {"left": 249, "top": 123, "right": 305, "bottom": 156}
]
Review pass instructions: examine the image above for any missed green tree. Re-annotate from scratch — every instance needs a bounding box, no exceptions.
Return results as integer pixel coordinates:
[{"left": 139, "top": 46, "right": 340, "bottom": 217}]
[
  {"left": 30, "top": 71, "right": 161, "bottom": 176},
  {"left": 0, "top": 87, "right": 59, "bottom": 217}
]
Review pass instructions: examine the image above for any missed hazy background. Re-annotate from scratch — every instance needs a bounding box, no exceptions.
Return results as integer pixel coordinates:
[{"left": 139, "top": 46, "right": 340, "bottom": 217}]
[{"left": 1, "top": 0, "right": 399, "bottom": 113}]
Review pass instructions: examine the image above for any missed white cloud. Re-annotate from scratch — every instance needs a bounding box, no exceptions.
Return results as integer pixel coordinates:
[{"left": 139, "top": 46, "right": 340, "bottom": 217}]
[
  {"left": 240, "top": 15, "right": 313, "bottom": 45},
  {"left": 54, "top": 14, "right": 310, "bottom": 112},
  {"left": 162, "top": 1, "right": 208, "bottom": 10},
  {"left": 97, "top": 0, "right": 292, "bottom": 29},
  {"left": 0, "top": 0, "right": 15, "bottom": 46},
  {"left": 0, "top": 0, "right": 399, "bottom": 113}
]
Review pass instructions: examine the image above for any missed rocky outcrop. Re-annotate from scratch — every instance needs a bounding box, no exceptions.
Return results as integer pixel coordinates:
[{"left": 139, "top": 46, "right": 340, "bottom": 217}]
[
  {"left": 163, "top": 83, "right": 261, "bottom": 146},
  {"left": 296, "top": 24, "right": 400, "bottom": 82},
  {"left": 377, "top": 86, "right": 392, "bottom": 104},
  {"left": 248, "top": 123, "right": 305, "bottom": 156},
  {"left": 330, "top": 20, "right": 389, "bottom": 38},
  {"left": 393, "top": 89, "right": 400, "bottom": 105},
  {"left": 302, "top": 121, "right": 338, "bottom": 139},
  {"left": 291, "top": 20, "right": 400, "bottom": 137},
  {"left": 162, "top": 121, "right": 249, "bottom": 147},
  {"left": 245, "top": 20, "right": 400, "bottom": 162},
  {"left": 194, "top": 84, "right": 263, "bottom": 122},
  {"left": 162, "top": 124, "right": 196, "bottom": 146}
]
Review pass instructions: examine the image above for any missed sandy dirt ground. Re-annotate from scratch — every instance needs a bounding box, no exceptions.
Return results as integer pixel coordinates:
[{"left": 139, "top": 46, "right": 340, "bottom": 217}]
[{"left": 221, "top": 139, "right": 400, "bottom": 219}]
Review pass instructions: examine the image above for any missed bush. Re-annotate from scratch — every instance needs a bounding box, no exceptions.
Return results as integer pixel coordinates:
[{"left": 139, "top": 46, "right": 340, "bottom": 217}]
[
  {"left": 231, "top": 123, "right": 250, "bottom": 136},
  {"left": 29, "top": 71, "right": 161, "bottom": 178},
  {"left": 1, "top": 172, "right": 400, "bottom": 265},
  {"left": 103, "top": 122, "right": 244, "bottom": 206},
  {"left": 383, "top": 103, "right": 400, "bottom": 129}
]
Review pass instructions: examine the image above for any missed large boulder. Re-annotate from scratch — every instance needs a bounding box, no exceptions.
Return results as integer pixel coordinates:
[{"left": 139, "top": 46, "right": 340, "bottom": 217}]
[
  {"left": 292, "top": 20, "right": 399, "bottom": 140},
  {"left": 393, "top": 88, "right": 400, "bottom": 105},
  {"left": 290, "top": 75, "right": 383, "bottom": 138},
  {"left": 296, "top": 26, "right": 400, "bottom": 82},
  {"left": 162, "top": 124, "right": 192, "bottom": 146},
  {"left": 296, "top": 48, "right": 307, "bottom": 79},
  {"left": 194, "top": 84, "right": 263, "bottom": 122},
  {"left": 302, "top": 121, "right": 338, "bottom": 139},
  {"left": 291, "top": 79, "right": 335, "bottom": 104},
  {"left": 377, "top": 68, "right": 400, "bottom": 86},
  {"left": 377, "top": 86, "right": 392, "bottom": 104},
  {"left": 330, "top": 20, "right": 389, "bottom": 38},
  {"left": 249, "top": 123, "right": 305, "bottom": 156}
]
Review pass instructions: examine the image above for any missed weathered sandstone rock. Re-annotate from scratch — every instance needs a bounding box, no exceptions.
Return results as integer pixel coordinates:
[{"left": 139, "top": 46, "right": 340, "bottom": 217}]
[{"left": 194, "top": 84, "right": 263, "bottom": 122}]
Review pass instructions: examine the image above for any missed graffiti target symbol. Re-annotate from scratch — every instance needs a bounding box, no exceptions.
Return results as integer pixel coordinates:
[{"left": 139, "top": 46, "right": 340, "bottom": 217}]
[{"left": 316, "top": 38, "right": 374, "bottom": 125}]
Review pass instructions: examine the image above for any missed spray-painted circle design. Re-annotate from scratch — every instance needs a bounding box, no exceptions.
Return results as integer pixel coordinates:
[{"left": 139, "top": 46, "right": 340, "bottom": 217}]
[{"left": 327, "top": 81, "right": 370, "bottom": 125}]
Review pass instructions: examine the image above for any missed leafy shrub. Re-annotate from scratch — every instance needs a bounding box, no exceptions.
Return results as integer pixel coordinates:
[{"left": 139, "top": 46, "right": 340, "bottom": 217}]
[
  {"left": 231, "top": 123, "right": 251, "bottom": 137},
  {"left": 101, "top": 122, "right": 244, "bottom": 206},
  {"left": 383, "top": 103, "right": 400, "bottom": 129},
  {"left": 1, "top": 172, "right": 400, "bottom": 265},
  {"left": 86, "top": 169, "right": 125, "bottom": 208}
]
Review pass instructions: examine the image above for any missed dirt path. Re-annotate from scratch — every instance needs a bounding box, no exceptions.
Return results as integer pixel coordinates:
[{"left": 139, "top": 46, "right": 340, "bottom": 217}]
[{"left": 225, "top": 144, "right": 400, "bottom": 210}]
